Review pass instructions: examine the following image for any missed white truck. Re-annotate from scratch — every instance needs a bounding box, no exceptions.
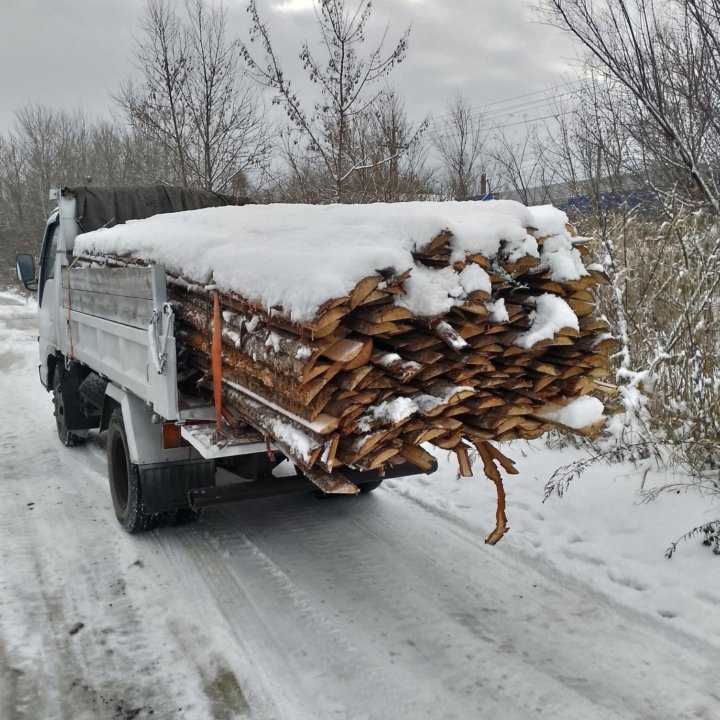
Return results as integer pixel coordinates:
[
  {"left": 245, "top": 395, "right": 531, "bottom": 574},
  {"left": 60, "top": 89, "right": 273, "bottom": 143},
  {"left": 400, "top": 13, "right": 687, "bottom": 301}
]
[{"left": 16, "top": 186, "right": 428, "bottom": 532}]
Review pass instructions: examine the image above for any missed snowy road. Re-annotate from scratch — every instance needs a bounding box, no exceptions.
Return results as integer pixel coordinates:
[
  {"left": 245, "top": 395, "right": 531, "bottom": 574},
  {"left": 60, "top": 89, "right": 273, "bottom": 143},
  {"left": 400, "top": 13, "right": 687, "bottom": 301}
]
[{"left": 1, "top": 291, "right": 718, "bottom": 720}]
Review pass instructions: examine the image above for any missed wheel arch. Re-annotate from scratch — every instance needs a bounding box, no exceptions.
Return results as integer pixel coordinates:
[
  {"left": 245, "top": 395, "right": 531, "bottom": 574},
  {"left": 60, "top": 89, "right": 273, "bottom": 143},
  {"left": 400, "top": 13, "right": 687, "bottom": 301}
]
[{"left": 102, "top": 383, "right": 193, "bottom": 466}]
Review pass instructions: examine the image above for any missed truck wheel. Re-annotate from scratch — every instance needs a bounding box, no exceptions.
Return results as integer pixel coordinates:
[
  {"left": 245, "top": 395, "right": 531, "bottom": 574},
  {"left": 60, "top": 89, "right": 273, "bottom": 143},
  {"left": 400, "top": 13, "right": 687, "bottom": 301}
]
[
  {"left": 107, "top": 408, "right": 154, "bottom": 533},
  {"left": 358, "top": 479, "right": 383, "bottom": 494},
  {"left": 53, "top": 370, "right": 83, "bottom": 447}
]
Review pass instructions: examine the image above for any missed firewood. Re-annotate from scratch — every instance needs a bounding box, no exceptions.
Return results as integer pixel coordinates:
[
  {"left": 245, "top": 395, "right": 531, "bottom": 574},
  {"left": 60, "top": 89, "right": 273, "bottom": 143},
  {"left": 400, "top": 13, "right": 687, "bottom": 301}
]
[
  {"left": 454, "top": 443, "right": 474, "bottom": 477},
  {"left": 370, "top": 352, "right": 423, "bottom": 383},
  {"left": 354, "top": 305, "right": 413, "bottom": 324},
  {"left": 467, "top": 252, "right": 492, "bottom": 269},
  {"left": 432, "top": 320, "right": 470, "bottom": 352},
  {"left": 348, "top": 275, "right": 384, "bottom": 309},
  {"left": 345, "top": 317, "right": 409, "bottom": 336},
  {"left": 77, "top": 209, "right": 613, "bottom": 546},
  {"left": 322, "top": 337, "right": 373, "bottom": 365},
  {"left": 399, "top": 443, "right": 437, "bottom": 472}
]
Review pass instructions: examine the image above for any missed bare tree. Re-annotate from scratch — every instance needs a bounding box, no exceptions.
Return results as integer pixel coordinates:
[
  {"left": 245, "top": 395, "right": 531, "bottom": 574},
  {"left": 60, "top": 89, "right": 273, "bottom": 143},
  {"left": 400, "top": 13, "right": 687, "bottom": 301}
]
[
  {"left": 0, "top": 133, "right": 27, "bottom": 230},
  {"left": 489, "top": 125, "right": 553, "bottom": 205},
  {"left": 241, "top": 0, "right": 409, "bottom": 202},
  {"left": 0, "top": 104, "right": 191, "bottom": 270},
  {"left": 542, "top": 0, "right": 720, "bottom": 211},
  {"left": 117, "top": 0, "right": 270, "bottom": 190},
  {"left": 118, "top": 0, "right": 190, "bottom": 185},
  {"left": 529, "top": 3, "right": 720, "bottom": 496},
  {"left": 541, "top": 0, "right": 720, "bottom": 386},
  {"left": 537, "top": 75, "right": 632, "bottom": 210},
  {"left": 431, "top": 93, "right": 487, "bottom": 199},
  {"left": 180, "top": 0, "right": 270, "bottom": 190},
  {"left": 259, "top": 129, "right": 330, "bottom": 203},
  {"left": 349, "top": 89, "right": 431, "bottom": 202}
]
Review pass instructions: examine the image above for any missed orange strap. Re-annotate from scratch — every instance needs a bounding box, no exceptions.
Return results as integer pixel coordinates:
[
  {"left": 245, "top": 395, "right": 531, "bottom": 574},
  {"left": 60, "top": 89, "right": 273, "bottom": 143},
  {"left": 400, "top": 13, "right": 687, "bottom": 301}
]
[
  {"left": 66, "top": 271, "right": 76, "bottom": 362},
  {"left": 212, "top": 290, "right": 223, "bottom": 433}
]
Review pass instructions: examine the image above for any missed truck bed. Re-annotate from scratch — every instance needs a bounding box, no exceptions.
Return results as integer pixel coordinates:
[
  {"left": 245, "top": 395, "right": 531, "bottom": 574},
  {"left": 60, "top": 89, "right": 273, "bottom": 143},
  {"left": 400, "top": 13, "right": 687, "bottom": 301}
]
[{"left": 62, "top": 263, "right": 180, "bottom": 421}]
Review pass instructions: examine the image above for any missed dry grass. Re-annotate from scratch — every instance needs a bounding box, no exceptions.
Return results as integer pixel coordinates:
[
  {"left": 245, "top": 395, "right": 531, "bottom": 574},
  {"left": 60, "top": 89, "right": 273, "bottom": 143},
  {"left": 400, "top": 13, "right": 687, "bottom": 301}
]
[{"left": 580, "top": 205, "right": 720, "bottom": 492}]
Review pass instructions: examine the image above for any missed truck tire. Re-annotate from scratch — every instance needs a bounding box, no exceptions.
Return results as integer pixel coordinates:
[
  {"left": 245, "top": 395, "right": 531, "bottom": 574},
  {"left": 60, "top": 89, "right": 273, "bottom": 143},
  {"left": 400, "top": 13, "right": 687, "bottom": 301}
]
[
  {"left": 358, "top": 479, "right": 383, "bottom": 494},
  {"left": 53, "top": 370, "right": 84, "bottom": 447},
  {"left": 107, "top": 408, "right": 154, "bottom": 533}
]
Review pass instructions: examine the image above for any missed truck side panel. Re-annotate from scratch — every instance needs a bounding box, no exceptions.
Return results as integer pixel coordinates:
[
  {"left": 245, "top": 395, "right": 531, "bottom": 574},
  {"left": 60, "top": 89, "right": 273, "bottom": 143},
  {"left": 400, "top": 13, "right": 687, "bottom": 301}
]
[
  {"left": 63, "top": 268, "right": 154, "bottom": 329},
  {"left": 61, "top": 264, "right": 179, "bottom": 421}
]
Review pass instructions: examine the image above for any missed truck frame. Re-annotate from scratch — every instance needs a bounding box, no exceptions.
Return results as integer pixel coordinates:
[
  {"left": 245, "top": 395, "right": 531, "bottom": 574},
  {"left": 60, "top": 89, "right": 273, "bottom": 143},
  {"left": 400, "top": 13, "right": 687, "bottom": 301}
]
[{"left": 17, "top": 186, "right": 432, "bottom": 532}]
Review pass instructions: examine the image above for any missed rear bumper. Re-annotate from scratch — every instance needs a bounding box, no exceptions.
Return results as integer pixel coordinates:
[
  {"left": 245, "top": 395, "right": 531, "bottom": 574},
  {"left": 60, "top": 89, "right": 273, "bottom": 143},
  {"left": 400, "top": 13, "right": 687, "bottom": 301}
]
[{"left": 189, "top": 460, "right": 438, "bottom": 509}]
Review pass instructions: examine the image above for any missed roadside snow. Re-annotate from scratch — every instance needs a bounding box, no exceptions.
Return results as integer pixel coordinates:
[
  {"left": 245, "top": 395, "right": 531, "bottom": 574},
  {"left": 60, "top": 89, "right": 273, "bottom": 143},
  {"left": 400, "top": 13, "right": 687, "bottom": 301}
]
[{"left": 389, "top": 441, "right": 720, "bottom": 648}]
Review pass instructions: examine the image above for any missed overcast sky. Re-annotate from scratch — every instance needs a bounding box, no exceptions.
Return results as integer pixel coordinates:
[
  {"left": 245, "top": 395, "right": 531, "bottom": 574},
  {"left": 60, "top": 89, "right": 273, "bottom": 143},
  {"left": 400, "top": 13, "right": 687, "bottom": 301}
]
[{"left": 0, "top": 0, "right": 582, "bottom": 136}]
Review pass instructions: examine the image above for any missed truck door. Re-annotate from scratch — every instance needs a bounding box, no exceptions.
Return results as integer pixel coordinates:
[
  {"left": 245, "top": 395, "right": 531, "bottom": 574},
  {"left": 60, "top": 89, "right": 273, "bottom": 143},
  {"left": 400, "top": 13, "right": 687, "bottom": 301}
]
[{"left": 38, "top": 214, "right": 60, "bottom": 389}]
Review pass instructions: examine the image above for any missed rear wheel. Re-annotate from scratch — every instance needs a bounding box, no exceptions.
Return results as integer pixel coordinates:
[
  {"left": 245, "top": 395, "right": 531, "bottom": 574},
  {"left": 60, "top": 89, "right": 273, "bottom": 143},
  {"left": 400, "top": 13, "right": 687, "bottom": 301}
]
[
  {"left": 357, "top": 479, "right": 383, "bottom": 494},
  {"left": 107, "top": 408, "right": 154, "bottom": 533},
  {"left": 53, "top": 369, "right": 83, "bottom": 447}
]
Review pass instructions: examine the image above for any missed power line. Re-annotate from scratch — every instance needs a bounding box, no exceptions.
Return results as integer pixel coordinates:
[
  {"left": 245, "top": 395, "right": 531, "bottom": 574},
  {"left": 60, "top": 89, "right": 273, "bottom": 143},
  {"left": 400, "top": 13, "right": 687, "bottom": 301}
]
[
  {"left": 424, "top": 107, "right": 579, "bottom": 145},
  {"left": 424, "top": 92, "right": 580, "bottom": 136},
  {"left": 471, "top": 90, "right": 580, "bottom": 122},
  {"left": 406, "top": 82, "right": 585, "bottom": 138},
  {"left": 424, "top": 79, "right": 584, "bottom": 126}
]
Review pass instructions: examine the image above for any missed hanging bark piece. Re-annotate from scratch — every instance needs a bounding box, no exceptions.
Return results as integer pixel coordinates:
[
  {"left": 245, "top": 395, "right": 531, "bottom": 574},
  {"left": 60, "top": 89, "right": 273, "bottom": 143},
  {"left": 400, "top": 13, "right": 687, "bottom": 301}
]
[
  {"left": 476, "top": 441, "right": 509, "bottom": 546},
  {"left": 454, "top": 443, "right": 474, "bottom": 477}
]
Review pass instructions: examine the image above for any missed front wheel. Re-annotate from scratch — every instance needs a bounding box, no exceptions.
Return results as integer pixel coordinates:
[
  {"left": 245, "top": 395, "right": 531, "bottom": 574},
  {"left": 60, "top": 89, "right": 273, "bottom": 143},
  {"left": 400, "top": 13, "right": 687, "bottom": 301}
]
[
  {"left": 53, "top": 369, "right": 84, "bottom": 447},
  {"left": 107, "top": 408, "right": 154, "bottom": 533}
]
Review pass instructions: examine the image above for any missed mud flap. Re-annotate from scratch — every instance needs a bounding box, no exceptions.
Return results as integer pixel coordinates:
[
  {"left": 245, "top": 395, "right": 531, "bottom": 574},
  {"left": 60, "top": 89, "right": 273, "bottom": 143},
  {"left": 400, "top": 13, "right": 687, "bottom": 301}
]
[
  {"left": 139, "top": 459, "right": 215, "bottom": 514},
  {"left": 56, "top": 364, "right": 101, "bottom": 431}
]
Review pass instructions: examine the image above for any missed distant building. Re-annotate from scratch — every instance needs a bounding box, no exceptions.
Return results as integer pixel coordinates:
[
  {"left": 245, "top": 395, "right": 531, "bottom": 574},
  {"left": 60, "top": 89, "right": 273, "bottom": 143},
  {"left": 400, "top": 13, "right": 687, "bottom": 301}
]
[{"left": 486, "top": 176, "right": 656, "bottom": 215}]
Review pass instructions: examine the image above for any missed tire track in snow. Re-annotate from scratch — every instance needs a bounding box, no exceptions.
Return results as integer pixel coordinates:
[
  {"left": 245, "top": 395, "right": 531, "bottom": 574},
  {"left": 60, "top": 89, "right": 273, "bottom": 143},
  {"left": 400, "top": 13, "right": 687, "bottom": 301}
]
[
  {"left": 0, "top": 307, "right": 212, "bottom": 719},
  {"left": 0, "top": 420, "right": 204, "bottom": 719},
  {"left": 370, "top": 487, "right": 720, "bottom": 717},
  {"left": 158, "top": 518, "right": 390, "bottom": 720},
  {"left": 154, "top": 489, "right": 719, "bottom": 720}
]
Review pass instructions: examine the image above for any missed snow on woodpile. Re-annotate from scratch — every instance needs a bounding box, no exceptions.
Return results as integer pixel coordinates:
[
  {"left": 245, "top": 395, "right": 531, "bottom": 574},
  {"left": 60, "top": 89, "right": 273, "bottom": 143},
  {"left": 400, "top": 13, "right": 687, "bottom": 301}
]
[
  {"left": 75, "top": 201, "right": 585, "bottom": 322},
  {"left": 74, "top": 199, "right": 616, "bottom": 544}
]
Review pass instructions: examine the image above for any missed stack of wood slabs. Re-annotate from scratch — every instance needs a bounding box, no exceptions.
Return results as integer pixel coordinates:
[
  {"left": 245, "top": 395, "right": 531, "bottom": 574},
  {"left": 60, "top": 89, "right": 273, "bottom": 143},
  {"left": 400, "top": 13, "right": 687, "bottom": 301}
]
[{"left": 77, "top": 224, "right": 615, "bottom": 544}]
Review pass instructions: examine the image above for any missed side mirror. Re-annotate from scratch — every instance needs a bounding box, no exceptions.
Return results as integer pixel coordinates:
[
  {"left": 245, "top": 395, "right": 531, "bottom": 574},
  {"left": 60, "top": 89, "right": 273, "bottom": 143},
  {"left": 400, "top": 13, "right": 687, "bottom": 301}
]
[{"left": 16, "top": 254, "right": 37, "bottom": 289}]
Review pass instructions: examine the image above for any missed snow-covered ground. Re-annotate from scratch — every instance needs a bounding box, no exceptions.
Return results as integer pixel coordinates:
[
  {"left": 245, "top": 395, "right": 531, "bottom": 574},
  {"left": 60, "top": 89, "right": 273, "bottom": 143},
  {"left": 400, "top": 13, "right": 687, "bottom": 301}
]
[{"left": 1, "top": 289, "right": 718, "bottom": 720}]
